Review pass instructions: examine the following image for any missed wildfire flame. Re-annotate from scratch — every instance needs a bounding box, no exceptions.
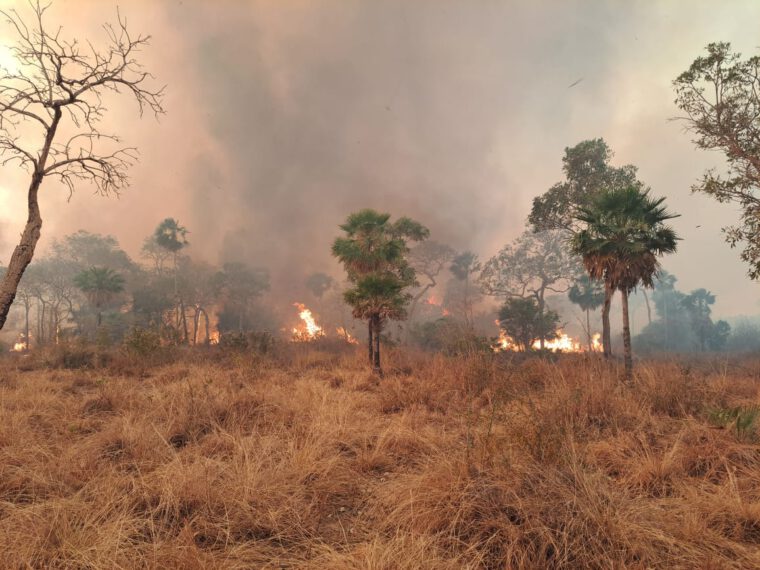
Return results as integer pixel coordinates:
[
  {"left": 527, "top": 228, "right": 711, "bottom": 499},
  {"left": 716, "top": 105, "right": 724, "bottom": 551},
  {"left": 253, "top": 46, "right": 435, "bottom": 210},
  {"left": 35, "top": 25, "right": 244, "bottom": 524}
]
[
  {"left": 336, "top": 327, "right": 359, "bottom": 345},
  {"left": 425, "top": 294, "right": 450, "bottom": 316},
  {"left": 493, "top": 321, "right": 601, "bottom": 353},
  {"left": 10, "top": 333, "right": 29, "bottom": 352},
  {"left": 209, "top": 331, "right": 220, "bottom": 345},
  {"left": 292, "top": 303, "right": 324, "bottom": 341}
]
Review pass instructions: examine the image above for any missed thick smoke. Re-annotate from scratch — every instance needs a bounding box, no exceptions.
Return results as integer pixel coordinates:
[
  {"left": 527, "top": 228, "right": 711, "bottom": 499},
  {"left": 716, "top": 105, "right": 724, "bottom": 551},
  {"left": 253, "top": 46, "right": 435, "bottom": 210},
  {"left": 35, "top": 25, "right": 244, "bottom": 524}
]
[{"left": 1, "top": 0, "right": 760, "bottom": 317}]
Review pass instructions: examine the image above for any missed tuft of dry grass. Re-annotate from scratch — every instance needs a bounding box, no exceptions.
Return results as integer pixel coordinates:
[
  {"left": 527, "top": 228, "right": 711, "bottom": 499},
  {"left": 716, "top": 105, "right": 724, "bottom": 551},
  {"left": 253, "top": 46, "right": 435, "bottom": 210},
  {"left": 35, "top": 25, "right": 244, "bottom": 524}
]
[{"left": 0, "top": 347, "right": 759, "bottom": 568}]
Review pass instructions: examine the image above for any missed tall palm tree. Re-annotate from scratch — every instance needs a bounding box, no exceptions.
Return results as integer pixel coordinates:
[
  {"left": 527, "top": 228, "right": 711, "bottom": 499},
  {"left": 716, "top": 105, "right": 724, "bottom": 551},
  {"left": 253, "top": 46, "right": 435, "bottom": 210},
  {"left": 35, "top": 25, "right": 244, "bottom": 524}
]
[
  {"left": 332, "top": 209, "right": 428, "bottom": 374},
  {"left": 568, "top": 274, "right": 605, "bottom": 351},
  {"left": 74, "top": 267, "right": 126, "bottom": 328},
  {"left": 682, "top": 288, "right": 716, "bottom": 352},
  {"left": 571, "top": 187, "right": 679, "bottom": 381},
  {"left": 153, "top": 218, "right": 189, "bottom": 341}
]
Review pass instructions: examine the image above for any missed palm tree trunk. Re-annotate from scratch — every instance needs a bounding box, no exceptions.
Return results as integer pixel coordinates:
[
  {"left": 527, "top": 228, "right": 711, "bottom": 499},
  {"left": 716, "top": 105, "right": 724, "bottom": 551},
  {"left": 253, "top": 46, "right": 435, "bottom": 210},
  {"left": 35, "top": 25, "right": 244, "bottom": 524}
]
[
  {"left": 537, "top": 292, "right": 546, "bottom": 350},
  {"left": 23, "top": 299, "right": 30, "bottom": 351},
  {"left": 621, "top": 289, "right": 633, "bottom": 382},
  {"left": 405, "top": 285, "right": 432, "bottom": 342},
  {"left": 373, "top": 315, "right": 382, "bottom": 375},
  {"left": 602, "top": 280, "right": 613, "bottom": 358},
  {"left": 586, "top": 307, "right": 592, "bottom": 352},
  {"left": 642, "top": 290, "right": 652, "bottom": 325},
  {"left": 367, "top": 318, "right": 374, "bottom": 364}
]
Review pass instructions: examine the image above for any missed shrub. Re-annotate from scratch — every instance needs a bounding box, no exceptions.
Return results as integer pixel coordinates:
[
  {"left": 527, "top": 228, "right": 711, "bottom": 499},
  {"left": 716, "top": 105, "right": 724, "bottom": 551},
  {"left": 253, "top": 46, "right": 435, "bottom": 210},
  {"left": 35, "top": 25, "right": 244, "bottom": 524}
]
[{"left": 123, "top": 328, "right": 162, "bottom": 358}]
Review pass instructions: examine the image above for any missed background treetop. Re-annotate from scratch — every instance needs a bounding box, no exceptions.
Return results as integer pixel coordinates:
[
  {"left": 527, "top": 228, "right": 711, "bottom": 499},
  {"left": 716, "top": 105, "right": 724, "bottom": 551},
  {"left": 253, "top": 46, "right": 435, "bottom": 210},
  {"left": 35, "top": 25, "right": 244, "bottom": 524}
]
[
  {"left": 529, "top": 139, "right": 644, "bottom": 232},
  {"left": 674, "top": 42, "right": 760, "bottom": 279}
]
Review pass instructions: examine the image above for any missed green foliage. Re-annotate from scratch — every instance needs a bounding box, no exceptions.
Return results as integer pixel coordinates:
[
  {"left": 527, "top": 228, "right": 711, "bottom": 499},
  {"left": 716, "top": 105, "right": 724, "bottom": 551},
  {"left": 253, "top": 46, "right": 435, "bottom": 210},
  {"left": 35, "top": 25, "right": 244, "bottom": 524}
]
[
  {"left": 708, "top": 405, "right": 760, "bottom": 440},
  {"left": 305, "top": 272, "right": 334, "bottom": 299},
  {"left": 74, "top": 267, "right": 125, "bottom": 308},
  {"left": 481, "top": 230, "right": 580, "bottom": 299},
  {"left": 529, "top": 139, "right": 643, "bottom": 232},
  {"left": 218, "top": 331, "right": 250, "bottom": 350},
  {"left": 332, "top": 209, "right": 428, "bottom": 371},
  {"left": 567, "top": 274, "right": 605, "bottom": 312},
  {"left": 52, "top": 231, "right": 135, "bottom": 274},
  {"left": 332, "top": 209, "right": 429, "bottom": 323},
  {"left": 450, "top": 251, "right": 480, "bottom": 281},
  {"left": 571, "top": 186, "right": 679, "bottom": 292},
  {"left": 409, "top": 317, "right": 491, "bottom": 355},
  {"left": 123, "top": 328, "right": 162, "bottom": 358},
  {"left": 213, "top": 262, "right": 270, "bottom": 332},
  {"left": 726, "top": 319, "right": 760, "bottom": 352},
  {"left": 132, "top": 277, "right": 174, "bottom": 327},
  {"left": 498, "top": 297, "right": 560, "bottom": 351},
  {"left": 154, "top": 218, "right": 189, "bottom": 254},
  {"left": 674, "top": 42, "right": 760, "bottom": 279},
  {"left": 635, "top": 275, "right": 731, "bottom": 353}
]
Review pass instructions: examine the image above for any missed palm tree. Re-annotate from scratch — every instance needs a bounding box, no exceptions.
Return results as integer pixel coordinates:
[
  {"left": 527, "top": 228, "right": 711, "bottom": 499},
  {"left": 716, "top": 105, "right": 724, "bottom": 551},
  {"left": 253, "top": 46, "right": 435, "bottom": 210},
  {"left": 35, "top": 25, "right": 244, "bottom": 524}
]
[
  {"left": 332, "top": 209, "right": 428, "bottom": 374},
  {"left": 568, "top": 274, "right": 605, "bottom": 351},
  {"left": 153, "top": 218, "right": 189, "bottom": 341},
  {"left": 682, "top": 288, "right": 716, "bottom": 352},
  {"left": 572, "top": 186, "right": 679, "bottom": 381},
  {"left": 74, "top": 267, "right": 125, "bottom": 328}
]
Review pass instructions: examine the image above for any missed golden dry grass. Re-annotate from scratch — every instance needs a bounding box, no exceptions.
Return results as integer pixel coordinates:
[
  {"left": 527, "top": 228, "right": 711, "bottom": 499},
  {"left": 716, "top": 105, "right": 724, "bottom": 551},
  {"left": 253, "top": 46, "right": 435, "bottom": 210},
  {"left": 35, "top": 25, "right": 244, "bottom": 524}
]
[{"left": 1, "top": 346, "right": 759, "bottom": 569}]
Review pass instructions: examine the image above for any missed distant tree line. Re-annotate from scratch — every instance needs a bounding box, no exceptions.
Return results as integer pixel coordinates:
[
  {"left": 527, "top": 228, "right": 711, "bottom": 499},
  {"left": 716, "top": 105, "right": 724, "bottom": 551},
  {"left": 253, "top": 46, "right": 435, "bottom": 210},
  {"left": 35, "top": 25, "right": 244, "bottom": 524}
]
[{"left": 0, "top": 219, "right": 271, "bottom": 349}]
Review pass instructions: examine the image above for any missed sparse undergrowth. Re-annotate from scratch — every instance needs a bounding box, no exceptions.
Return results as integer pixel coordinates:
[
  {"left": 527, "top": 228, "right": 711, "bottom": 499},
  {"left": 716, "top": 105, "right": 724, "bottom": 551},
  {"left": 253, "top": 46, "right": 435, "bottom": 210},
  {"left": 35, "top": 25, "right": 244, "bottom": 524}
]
[{"left": 0, "top": 346, "right": 759, "bottom": 569}]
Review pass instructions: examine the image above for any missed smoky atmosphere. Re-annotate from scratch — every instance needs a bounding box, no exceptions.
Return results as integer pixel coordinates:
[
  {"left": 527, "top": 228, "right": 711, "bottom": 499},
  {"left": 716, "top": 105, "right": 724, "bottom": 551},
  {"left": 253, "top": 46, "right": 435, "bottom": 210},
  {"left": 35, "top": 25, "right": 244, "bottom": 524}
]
[{"left": 3, "top": 1, "right": 760, "bottom": 568}]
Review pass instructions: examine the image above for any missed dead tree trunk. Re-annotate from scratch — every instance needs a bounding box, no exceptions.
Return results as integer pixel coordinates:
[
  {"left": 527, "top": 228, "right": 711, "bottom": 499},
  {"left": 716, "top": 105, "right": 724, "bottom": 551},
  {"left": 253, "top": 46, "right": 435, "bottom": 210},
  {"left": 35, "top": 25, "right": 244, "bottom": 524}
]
[
  {"left": 602, "top": 280, "right": 613, "bottom": 358},
  {"left": 0, "top": 110, "right": 61, "bottom": 331},
  {"left": 367, "top": 318, "right": 374, "bottom": 364},
  {"left": 372, "top": 315, "right": 382, "bottom": 375},
  {"left": 621, "top": 289, "right": 633, "bottom": 382}
]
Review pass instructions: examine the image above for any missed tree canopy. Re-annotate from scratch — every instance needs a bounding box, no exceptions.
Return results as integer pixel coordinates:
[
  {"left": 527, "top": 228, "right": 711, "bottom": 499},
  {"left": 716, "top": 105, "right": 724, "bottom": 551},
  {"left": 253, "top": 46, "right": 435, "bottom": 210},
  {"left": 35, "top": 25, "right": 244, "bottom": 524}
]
[
  {"left": 529, "top": 139, "right": 643, "bottom": 232},
  {"left": 332, "top": 209, "right": 429, "bottom": 373},
  {"left": 674, "top": 42, "right": 760, "bottom": 279}
]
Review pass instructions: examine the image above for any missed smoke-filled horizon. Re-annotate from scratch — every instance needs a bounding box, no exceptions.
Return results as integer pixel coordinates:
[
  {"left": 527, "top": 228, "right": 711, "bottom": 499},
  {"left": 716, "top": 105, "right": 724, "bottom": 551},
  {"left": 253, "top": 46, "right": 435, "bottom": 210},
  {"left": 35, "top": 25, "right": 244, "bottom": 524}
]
[{"left": 1, "top": 0, "right": 759, "bottom": 319}]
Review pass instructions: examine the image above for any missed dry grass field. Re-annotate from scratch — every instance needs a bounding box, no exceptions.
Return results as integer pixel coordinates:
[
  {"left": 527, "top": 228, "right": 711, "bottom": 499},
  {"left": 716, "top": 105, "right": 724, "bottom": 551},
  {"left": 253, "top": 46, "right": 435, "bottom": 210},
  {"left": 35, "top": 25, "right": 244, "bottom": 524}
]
[{"left": 1, "top": 344, "right": 760, "bottom": 569}]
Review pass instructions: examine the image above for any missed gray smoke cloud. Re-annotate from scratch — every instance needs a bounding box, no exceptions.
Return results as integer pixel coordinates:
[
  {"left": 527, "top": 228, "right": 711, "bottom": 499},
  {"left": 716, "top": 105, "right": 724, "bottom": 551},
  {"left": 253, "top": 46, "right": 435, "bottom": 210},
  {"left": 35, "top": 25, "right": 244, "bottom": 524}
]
[{"left": 1, "top": 0, "right": 759, "bottom": 317}]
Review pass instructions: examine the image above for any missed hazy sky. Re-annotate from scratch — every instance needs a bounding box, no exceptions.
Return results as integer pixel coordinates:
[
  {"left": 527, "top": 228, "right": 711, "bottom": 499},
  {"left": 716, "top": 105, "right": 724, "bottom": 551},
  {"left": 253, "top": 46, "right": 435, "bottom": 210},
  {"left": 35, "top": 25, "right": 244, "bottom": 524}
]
[{"left": 1, "top": 0, "right": 759, "bottom": 318}]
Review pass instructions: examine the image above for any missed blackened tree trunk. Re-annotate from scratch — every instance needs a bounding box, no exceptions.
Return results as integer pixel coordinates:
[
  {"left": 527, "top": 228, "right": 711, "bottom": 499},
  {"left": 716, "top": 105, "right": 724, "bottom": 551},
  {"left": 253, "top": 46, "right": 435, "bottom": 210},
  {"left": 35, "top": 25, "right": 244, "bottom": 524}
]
[
  {"left": 368, "top": 318, "right": 374, "bottom": 364},
  {"left": 201, "top": 309, "right": 210, "bottom": 344},
  {"left": 586, "top": 307, "right": 592, "bottom": 352},
  {"left": 373, "top": 315, "right": 382, "bottom": 375},
  {"left": 192, "top": 306, "right": 200, "bottom": 344},
  {"left": 621, "top": 289, "right": 633, "bottom": 382},
  {"left": 642, "top": 289, "right": 652, "bottom": 325},
  {"left": 24, "top": 298, "right": 30, "bottom": 351},
  {"left": 602, "top": 280, "right": 613, "bottom": 358},
  {"left": 179, "top": 299, "right": 188, "bottom": 343}
]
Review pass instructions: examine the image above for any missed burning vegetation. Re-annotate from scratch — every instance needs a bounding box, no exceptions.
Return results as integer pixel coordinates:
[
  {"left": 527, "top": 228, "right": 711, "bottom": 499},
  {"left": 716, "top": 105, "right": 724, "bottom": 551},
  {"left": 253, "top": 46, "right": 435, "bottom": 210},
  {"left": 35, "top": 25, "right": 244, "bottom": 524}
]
[
  {"left": 494, "top": 327, "right": 602, "bottom": 353},
  {"left": 291, "top": 302, "right": 325, "bottom": 341}
]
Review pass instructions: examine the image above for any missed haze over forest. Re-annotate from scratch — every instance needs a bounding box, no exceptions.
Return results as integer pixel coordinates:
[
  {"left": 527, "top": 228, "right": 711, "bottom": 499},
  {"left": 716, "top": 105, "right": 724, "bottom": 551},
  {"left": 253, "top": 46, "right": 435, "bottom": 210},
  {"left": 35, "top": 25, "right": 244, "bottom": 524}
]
[{"left": 1, "top": 0, "right": 759, "bottom": 319}]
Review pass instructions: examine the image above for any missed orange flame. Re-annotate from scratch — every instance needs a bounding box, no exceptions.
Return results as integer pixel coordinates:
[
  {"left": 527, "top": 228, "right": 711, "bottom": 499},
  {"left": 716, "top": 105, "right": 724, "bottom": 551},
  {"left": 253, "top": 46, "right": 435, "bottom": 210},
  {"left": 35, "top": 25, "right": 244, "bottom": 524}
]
[
  {"left": 493, "top": 321, "right": 601, "bottom": 353},
  {"left": 209, "top": 331, "right": 220, "bottom": 345},
  {"left": 426, "top": 294, "right": 441, "bottom": 305},
  {"left": 10, "top": 333, "right": 29, "bottom": 352},
  {"left": 292, "top": 303, "right": 324, "bottom": 341},
  {"left": 336, "top": 326, "right": 359, "bottom": 345}
]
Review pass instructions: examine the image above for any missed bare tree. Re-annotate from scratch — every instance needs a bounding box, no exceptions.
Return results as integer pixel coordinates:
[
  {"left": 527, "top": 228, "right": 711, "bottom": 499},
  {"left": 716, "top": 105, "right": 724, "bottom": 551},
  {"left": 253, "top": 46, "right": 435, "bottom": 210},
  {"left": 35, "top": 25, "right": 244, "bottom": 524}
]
[
  {"left": 480, "top": 230, "right": 580, "bottom": 348},
  {"left": 406, "top": 240, "right": 455, "bottom": 328},
  {"left": 0, "top": 1, "right": 164, "bottom": 330}
]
